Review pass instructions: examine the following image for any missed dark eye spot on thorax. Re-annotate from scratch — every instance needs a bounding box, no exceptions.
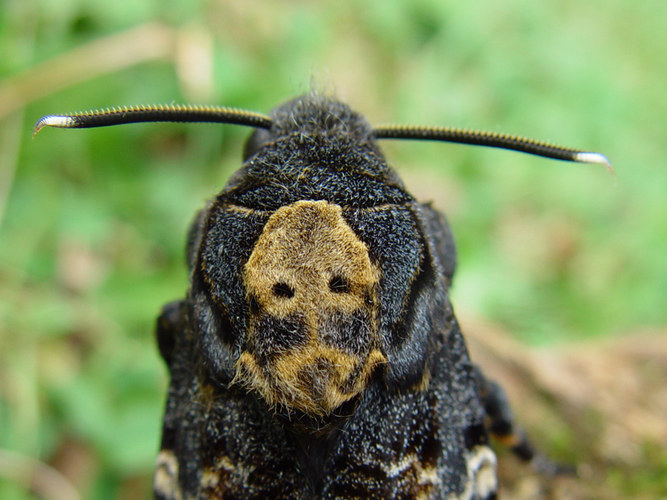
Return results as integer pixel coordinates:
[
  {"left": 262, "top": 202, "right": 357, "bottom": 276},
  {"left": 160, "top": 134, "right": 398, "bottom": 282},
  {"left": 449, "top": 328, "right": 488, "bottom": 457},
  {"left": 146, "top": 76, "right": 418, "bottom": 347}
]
[
  {"left": 273, "top": 282, "right": 295, "bottom": 299},
  {"left": 329, "top": 275, "right": 350, "bottom": 294}
]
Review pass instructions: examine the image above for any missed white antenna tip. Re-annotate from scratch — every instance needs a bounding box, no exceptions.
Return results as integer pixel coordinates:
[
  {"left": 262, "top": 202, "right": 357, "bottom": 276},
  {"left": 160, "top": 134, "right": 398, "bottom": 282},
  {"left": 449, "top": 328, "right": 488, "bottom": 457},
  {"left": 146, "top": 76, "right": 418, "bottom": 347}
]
[
  {"left": 33, "top": 115, "right": 76, "bottom": 136},
  {"left": 574, "top": 151, "right": 614, "bottom": 174}
]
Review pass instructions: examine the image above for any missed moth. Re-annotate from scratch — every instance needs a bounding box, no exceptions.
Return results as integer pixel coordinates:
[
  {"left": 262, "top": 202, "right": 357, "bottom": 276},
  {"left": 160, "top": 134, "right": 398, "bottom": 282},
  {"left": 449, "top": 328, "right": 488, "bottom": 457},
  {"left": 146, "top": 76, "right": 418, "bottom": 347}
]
[{"left": 35, "top": 93, "right": 609, "bottom": 499}]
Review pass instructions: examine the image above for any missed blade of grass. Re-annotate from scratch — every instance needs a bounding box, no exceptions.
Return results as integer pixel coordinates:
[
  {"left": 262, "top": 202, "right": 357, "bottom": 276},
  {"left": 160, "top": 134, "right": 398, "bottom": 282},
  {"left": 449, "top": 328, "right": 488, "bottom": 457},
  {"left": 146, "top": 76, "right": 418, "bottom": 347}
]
[
  {"left": 0, "top": 23, "right": 177, "bottom": 120},
  {"left": 0, "top": 449, "right": 81, "bottom": 500},
  {"left": 0, "top": 113, "right": 24, "bottom": 225}
]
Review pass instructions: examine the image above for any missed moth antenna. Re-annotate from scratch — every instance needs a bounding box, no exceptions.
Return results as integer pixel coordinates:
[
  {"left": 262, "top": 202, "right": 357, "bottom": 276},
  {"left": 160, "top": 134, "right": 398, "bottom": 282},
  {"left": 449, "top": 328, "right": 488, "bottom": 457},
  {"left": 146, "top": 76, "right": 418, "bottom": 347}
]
[
  {"left": 33, "top": 104, "right": 273, "bottom": 136},
  {"left": 373, "top": 124, "right": 613, "bottom": 173}
]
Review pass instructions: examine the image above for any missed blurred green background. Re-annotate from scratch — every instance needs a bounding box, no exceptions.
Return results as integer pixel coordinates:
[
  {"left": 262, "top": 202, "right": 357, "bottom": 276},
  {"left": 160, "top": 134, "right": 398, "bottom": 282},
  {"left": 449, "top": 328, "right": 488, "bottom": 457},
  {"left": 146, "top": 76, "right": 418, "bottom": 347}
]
[{"left": 1, "top": 0, "right": 664, "bottom": 498}]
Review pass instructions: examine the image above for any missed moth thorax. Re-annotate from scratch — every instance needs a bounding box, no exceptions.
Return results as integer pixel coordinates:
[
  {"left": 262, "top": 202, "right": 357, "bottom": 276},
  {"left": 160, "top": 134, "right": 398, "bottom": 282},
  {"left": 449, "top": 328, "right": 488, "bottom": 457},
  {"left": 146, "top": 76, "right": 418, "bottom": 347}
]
[{"left": 237, "top": 200, "right": 386, "bottom": 415}]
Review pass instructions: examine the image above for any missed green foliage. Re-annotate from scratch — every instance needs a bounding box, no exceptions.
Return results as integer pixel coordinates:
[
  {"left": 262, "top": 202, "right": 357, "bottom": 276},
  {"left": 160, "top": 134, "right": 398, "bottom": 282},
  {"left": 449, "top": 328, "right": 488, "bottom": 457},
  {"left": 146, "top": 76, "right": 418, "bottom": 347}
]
[{"left": 1, "top": 0, "right": 664, "bottom": 498}]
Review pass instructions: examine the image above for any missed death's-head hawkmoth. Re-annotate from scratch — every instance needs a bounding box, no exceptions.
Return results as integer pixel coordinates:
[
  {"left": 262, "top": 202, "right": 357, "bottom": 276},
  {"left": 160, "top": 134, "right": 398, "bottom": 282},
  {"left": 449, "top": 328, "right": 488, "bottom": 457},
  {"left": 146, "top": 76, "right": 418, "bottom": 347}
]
[{"left": 36, "top": 93, "right": 609, "bottom": 499}]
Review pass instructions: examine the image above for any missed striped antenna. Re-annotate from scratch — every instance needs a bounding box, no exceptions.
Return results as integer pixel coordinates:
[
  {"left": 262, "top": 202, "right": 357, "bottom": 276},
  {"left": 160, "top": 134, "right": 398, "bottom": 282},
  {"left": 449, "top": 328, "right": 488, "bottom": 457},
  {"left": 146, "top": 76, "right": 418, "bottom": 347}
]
[
  {"left": 34, "top": 104, "right": 273, "bottom": 136},
  {"left": 373, "top": 124, "right": 612, "bottom": 171}
]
